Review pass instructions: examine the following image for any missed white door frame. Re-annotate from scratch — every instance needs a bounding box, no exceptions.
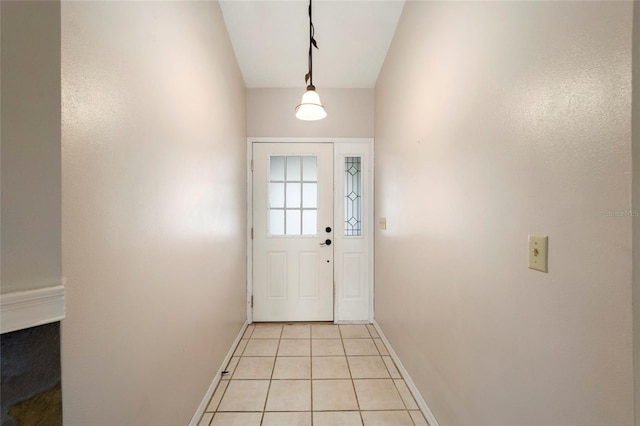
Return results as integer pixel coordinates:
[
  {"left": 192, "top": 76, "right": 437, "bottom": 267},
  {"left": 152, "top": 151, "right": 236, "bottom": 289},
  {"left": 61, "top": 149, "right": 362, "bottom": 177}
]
[{"left": 247, "top": 137, "right": 374, "bottom": 324}]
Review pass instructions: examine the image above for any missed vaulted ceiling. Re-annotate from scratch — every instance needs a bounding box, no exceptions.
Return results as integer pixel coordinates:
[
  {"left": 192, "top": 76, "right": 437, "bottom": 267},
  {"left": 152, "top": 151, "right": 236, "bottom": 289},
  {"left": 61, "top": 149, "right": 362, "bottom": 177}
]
[{"left": 219, "top": 1, "right": 405, "bottom": 89}]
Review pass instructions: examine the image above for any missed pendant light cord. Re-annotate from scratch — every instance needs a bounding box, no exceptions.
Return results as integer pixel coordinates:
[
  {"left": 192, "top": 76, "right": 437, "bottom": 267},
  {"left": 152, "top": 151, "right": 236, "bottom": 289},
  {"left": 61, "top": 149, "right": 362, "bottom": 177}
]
[{"left": 305, "top": 0, "right": 318, "bottom": 88}]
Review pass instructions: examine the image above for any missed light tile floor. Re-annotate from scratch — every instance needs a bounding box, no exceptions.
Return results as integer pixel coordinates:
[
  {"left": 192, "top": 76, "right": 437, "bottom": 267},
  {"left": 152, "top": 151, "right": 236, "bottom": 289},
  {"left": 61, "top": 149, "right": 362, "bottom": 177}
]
[{"left": 199, "top": 323, "right": 429, "bottom": 426}]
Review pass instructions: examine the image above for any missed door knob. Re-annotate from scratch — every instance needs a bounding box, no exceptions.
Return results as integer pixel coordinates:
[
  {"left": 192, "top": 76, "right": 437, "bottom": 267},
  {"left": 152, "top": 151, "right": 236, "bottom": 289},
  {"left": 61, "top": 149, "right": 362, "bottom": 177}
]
[
  {"left": 320, "top": 239, "right": 332, "bottom": 246},
  {"left": 325, "top": 227, "right": 332, "bottom": 233}
]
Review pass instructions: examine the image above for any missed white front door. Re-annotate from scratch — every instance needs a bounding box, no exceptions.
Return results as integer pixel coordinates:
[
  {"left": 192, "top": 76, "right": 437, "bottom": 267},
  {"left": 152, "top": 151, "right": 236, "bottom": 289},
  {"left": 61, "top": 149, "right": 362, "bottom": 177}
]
[{"left": 252, "top": 143, "right": 334, "bottom": 322}]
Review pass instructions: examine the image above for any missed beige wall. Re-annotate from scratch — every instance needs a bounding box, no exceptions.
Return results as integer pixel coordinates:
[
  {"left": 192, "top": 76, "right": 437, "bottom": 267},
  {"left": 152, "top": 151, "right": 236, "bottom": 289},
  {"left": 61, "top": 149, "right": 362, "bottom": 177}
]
[
  {"left": 61, "top": 2, "right": 246, "bottom": 424},
  {"left": 375, "top": 2, "right": 634, "bottom": 424},
  {"left": 247, "top": 88, "right": 373, "bottom": 137},
  {"left": 633, "top": 2, "right": 640, "bottom": 424},
  {"left": 1, "top": 1, "right": 61, "bottom": 293}
]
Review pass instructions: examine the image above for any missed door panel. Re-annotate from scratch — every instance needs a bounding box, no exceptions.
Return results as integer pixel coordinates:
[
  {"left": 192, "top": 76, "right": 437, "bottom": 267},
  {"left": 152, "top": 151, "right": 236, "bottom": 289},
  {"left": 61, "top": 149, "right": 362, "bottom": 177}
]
[
  {"left": 253, "top": 143, "right": 334, "bottom": 322},
  {"left": 268, "top": 253, "right": 287, "bottom": 299},
  {"left": 299, "top": 252, "right": 319, "bottom": 299}
]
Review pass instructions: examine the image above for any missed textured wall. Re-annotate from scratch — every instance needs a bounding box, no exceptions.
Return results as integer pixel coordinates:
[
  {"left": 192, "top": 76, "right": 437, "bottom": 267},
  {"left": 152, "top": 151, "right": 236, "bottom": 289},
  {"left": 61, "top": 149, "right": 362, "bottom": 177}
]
[
  {"left": 633, "top": 2, "right": 640, "bottom": 424},
  {"left": 247, "top": 88, "right": 373, "bottom": 138},
  {"left": 61, "top": 2, "right": 247, "bottom": 424},
  {"left": 0, "top": 0, "right": 61, "bottom": 293},
  {"left": 375, "top": 2, "right": 633, "bottom": 424}
]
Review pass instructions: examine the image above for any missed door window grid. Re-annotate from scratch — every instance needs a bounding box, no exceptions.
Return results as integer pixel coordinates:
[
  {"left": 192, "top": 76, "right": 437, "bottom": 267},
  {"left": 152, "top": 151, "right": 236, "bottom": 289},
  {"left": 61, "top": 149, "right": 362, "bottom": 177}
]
[
  {"left": 345, "top": 156, "right": 362, "bottom": 237},
  {"left": 269, "top": 155, "right": 318, "bottom": 236}
]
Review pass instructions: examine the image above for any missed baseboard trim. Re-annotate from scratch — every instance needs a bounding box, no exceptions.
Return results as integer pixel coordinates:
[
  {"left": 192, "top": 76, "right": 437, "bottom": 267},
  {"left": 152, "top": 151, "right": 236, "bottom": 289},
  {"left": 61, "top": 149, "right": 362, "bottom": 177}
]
[
  {"left": 372, "top": 320, "right": 439, "bottom": 426},
  {"left": 189, "top": 321, "right": 248, "bottom": 426},
  {"left": 1, "top": 283, "right": 66, "bottom": 334}
]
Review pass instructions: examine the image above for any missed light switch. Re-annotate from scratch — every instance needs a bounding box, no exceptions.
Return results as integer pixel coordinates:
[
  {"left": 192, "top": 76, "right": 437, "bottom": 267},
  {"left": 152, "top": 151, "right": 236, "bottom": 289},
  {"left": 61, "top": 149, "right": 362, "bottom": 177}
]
[
  {"left": 528, "top": 234, "right": 548, "bottom": 272},
  {"left": 378, "top": 217, "right": 387, "bottom": 230}
]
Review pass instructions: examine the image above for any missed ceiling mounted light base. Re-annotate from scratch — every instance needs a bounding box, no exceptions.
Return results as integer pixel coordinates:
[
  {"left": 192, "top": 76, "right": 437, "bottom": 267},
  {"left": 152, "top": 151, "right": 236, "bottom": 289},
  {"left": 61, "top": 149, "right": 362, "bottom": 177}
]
[{"left": 295, "top": 85, "right": 327, "bottom": 121}]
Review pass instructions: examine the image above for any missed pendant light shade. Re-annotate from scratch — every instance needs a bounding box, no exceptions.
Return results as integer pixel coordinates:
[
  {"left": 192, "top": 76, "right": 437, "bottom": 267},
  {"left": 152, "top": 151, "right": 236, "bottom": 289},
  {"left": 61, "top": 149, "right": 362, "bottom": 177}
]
[
  {"left": 296, "top": 0, "right": 326, "bottom": 121},
  {"left": 295, "top": 85, "right": 327, "bottom": 121}
]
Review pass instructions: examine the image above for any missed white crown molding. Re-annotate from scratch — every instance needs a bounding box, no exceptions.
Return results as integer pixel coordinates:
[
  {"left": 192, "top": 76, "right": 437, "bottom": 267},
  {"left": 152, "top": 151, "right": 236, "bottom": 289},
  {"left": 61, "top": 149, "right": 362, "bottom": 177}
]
[{"left": 1, "top": 282, "right": 66, "bottom": 334}]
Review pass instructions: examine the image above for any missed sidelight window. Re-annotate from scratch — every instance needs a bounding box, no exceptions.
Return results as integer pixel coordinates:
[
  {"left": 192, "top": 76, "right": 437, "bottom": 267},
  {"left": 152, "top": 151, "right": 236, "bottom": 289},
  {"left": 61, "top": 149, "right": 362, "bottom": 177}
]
[{"left": 344, "top": 156, "right": 362, "bottom": 237}]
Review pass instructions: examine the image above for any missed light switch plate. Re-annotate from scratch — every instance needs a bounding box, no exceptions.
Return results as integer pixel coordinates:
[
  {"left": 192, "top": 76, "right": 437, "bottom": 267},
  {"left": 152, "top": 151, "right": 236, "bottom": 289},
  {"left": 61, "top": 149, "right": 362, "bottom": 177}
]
[
  {"left": 378, "top": 217, "right": 387, "bottom": 230},
  {"left": 528, "top": 234, "right": 548, "bottom": 272}
]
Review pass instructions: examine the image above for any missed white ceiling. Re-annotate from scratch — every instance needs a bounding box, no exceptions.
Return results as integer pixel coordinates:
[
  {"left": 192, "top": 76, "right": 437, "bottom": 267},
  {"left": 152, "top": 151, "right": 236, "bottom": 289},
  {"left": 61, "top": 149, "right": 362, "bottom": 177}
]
[{"left": 219, "top": 0, "right": 405, "bottom": 89}]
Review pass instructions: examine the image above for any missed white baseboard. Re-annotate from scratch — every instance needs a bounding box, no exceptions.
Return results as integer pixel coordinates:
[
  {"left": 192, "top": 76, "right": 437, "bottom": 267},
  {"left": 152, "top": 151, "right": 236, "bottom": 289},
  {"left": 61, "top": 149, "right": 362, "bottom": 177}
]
[
  {"left": 373, "top": 320, "right": 439, "bottom": 426},
  {"left": 189, "top": 321, "right": 248, "bottom": 426},
  {"left": 334, "top": 320, "right": 370, "bottom": 325},
  {"left": 1, "top": 283, "right": 66, "bottom": 334}
]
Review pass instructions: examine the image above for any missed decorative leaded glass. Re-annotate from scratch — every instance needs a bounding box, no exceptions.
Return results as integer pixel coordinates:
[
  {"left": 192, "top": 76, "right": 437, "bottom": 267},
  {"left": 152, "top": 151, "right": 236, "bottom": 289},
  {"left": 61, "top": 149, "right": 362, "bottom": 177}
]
[
  {"left": 269, "top": 155, "right": 318, "bottom": 236},
  {"left": 345, "top": 157, "right": 362, "bottom": 236}
]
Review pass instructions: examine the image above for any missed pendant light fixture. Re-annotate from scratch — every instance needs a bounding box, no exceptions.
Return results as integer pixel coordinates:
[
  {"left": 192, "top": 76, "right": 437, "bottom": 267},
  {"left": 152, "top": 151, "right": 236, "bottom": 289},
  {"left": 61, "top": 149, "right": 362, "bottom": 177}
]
[{"left": 295, "top": 0, "right": 327, "bottom": 121}]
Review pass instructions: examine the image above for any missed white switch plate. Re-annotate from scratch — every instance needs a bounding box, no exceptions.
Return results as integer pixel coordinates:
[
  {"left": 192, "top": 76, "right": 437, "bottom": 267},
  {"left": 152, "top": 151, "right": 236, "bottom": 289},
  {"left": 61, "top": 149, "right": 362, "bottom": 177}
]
[
  {"left": 378, "top": 217, "right": 387, "bottom": 230},
  {"left": 528, "top": 234, "right": 548, "bottom": 273}
]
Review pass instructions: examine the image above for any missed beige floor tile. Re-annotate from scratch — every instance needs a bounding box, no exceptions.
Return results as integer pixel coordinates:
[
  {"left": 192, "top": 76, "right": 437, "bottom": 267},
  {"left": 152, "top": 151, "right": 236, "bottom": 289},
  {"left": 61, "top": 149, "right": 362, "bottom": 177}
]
[
  {"left": 233, "top": 339, "right": 248, "bottom": 357},
  {"left": 313, "top": 411, "right": 363, "bottom": 426},
  {"left": 242, "top": 325, "right": 255, "bottom": 339},
  {"left": 262, "top": 412, "right": 311, "bottom": 426},
  {"left": 211, "top": 412, "right": 262, "bottom": 426},
  {"left": 343, "top": 339, "right": 378, "bottom": 356},
  {"left": 382, "top": 356, "right": 401, "bottom": 379},
  {"left": 373, "top": 339, "right": 389, "bottom": 355},
  {"left": 394, "top": 378, "right": 419, "bottom": 409},
  {"left": 265, "top": 380, "right": 311, "bottom": 411},
  {"left": 361, "top": 410, "right": 413, "bottom": 426},
  {"left": 198, "top": 412, "right": 213, "bottom": 426},
  {"left": 232, "top": 357, "right": 275, "bottom": 380},
  {"left": 339, "top": 324, "right": 371, "bottom": 338},
  {"left": 312, "top": 356, "right": 350, "bottom": 379},
  {"left": 205, "top": 323, "right": 428, "bottom": 426},
  {"left": 312, "top": 379, "right": 359, "bottom": 411},
  {"left": 366, "top": 324, "right": 379, "bottom": 338},
  {"left": 243, "top": 339, "right": 279, "bottom": 357},
  {"left": 251, "top": 324, "right": 283, "bottom": 339},
  {"left": 282, "top": 324, "right": 311, "bottom": 339},
  {"left": 311, "top": 324, "right": 341, "bottom": 339},
  {"left": 206, "top": 380, "right": 229, "bottom": 411},
  {"left": 217, "top": 380, "right": 269, "bottom": 412},
  {"left": 312, "top": 339, "right": 345, "bottom": 356},
  {"left": 222, "top": 357, "right": 240, "bottom": 380},
  {"left": 278, "top": 339, "right": 310, "bottom": 356},
  {"left": 272, "top": 356, "right": 311, "bottom": 379},
  {"left": 409, "top": 410, "right": 429, "bottom": 425},
  {"left": 348, "top": 356, "right": 390, "bottom": 379},
  {"left": 353, "top": 379, "right": 405, "bottom": 410}
]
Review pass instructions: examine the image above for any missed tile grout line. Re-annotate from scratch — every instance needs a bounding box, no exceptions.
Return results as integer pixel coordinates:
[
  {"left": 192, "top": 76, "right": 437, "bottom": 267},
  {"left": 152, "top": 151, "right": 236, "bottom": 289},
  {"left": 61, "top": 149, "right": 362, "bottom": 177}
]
[
  {"left": 339, "top": 325, "right": 365, "bottom": 426},
  {"left": 392, "top": 376, "right": 419, "bottom": 413},
  {"left": 260, "top": 325, "right": 283, "bottom": 425},
  {"left": 370, "top": 332, "right": 415, "bottom": 421},
  {"left": 372, "top": 320, "right": 437, "bottom": 426},
  {"left": 209, "top": 325, "right": 254, "bottom": 424},
  {"left": 209, "top": 323, "right": 422, "bottom": 425}
]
